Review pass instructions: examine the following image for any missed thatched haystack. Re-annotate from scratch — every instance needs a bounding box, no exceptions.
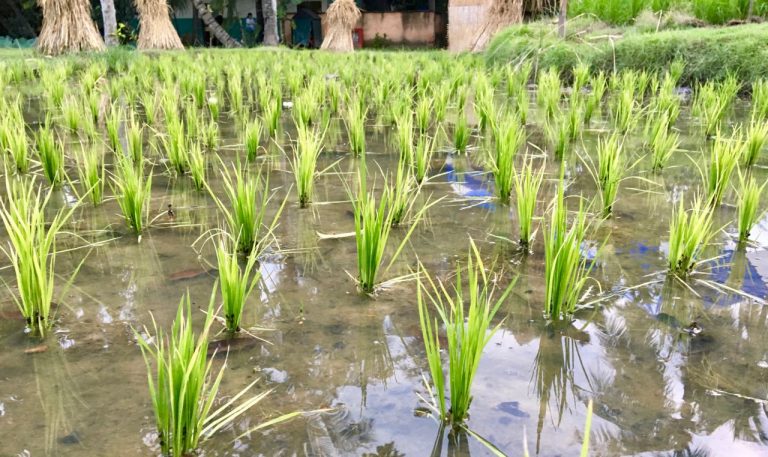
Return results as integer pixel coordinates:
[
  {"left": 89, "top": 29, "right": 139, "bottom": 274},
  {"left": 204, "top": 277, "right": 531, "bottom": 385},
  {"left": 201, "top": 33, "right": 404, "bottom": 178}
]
[
  {"left": 135, "top": 0, "right": 184, "bottom": 50},
  {"left": 470, "top": 0, "right": 524, "bottom": 51},
  {"left": 37, "top": 0, "right": 105, "bottom": 55},
  {"left": 320, "top": 0, "right": 361, "bottom": 52}
]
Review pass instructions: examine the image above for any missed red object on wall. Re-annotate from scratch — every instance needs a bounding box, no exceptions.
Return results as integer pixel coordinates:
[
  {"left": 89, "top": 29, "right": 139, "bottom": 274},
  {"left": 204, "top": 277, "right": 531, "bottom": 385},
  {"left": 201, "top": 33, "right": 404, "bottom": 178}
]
[{"left": 352, "top": 28, "right": 363, "bottom": 48}]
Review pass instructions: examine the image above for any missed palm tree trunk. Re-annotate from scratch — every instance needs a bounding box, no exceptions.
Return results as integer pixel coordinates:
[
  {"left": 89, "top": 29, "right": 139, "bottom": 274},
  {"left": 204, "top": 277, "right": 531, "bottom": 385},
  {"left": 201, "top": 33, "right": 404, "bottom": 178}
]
[
  {"left": 262, "top": 0, "right": 279, "bottom": 46},
  {"left": 100, "top": 0, "right": 118, "bottom": 45},
  {"left": 191, "top": 0, "right": 241, "bottom": 48}
]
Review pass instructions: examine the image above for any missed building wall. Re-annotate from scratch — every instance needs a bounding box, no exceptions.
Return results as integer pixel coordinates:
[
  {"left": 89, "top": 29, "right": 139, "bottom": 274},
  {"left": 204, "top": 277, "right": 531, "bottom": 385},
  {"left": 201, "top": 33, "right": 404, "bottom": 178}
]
[
  {"left": 447, "top": 0, "right": 488, "bottom": 52},
  {"left": 321, "top": 12, "right": 438, "bottom": 47}
]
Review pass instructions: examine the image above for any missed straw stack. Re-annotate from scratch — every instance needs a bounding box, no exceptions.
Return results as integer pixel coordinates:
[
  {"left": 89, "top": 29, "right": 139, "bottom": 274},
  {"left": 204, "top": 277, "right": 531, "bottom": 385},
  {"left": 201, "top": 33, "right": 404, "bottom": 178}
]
[
  {"left": 136, "top": 0, "right": 184, "bottom": 50},
  {"left": 471, "top": 0, "right": 524, "bottom": 51},
  {"left": 320, "top": 0, "right": 361, "bottom": 52},
  {"left": 37, "top": 0, "right": 105, "bottom": 55}
]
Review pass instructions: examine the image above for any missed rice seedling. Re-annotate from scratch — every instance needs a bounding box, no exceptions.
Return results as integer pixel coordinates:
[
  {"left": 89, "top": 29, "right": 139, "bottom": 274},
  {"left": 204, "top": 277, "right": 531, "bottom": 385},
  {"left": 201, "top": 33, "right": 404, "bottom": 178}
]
[
  {"left": 5, "top": 123, "right": 30, "bottom": 174},
  {"left": 648, "top": 115, "right": 679, "bottom": 172},
  {"left": 583, "top": 72, "right": 606, "bottom": 126},
  {"left": 184, "top": 102, "right": 201, "bottom": 140},
  {"left": 202, "top": 120, "right": 219, "bottom": 150},
  {"left": 513, "top": 158, "right": 545, "bottom": 248},
  {"left": 187, "top": 141, "right": 207, "bottom": 191},
  {"left": 389, "top": 158, "right": 419, "bottom": 227},
  {"left": 543, "top": 181, "right": 591, "bottom": 320},
  {"left": 127, "top": 118, "right": 144, "bottom": 166},
  {"left": 545, "top": 112, "right": 571, "bottom": 160},
  {"left": 415, "top": 97, "right": 432, "bottom": 134},
  {"left": 228, "top": 74, "right": 244, "bottom": 117},
  {"left": 163, "top": 118, "right": 188, "bottom": 175},
  {"left": 516, "top": 89, "right": 530, "bottom": 125},
  {"left": 106, "top": 104, "right": 123, "bottom": 152},
  {"left": 413, "top": 133, "right": 436, "bottom": 184},
  {"left": 140, "top": 91, "right": 157, "bottom": 125},
  {"left": 136, "top": 292, "right": 295, "bottom": 457},
  {"left": 453, "top": 114, "right": 470, "bottom": 154},
  {"left": 667, "top": 196, "right": 714, "bottom": 277},
  {"left": 243, "top": 117, "right": 263, "bottom": 161},
  {"left": 62, "top": 97, "right": 82, "bottom": 133},
  {"left": 742, "top": 118, "right": 768, "bottom": 168},
  {"left": 704, "top": 131, "right": 742, "bottom": 207},
  {"left": 394, "top": 110, "right": 414, "bottom": 161},
  {"left": 0, "top": 178, "right": 75, "bottom": 335},
  {"left": 207, "top": 94, "right": 220, "bottom": 120},
  {"left": 417, "top": 240, "right": 515, "bottom": 425},
  {"left": 263, "top": 98, "right": 282, "bottom": 139},
  {"left": 752, "top": 79, "right": 768, "bottom": 120},
  {"left": 35, "top": 123, "right": 64, "bottom": 187},
  {"left": 474, "top": 76, "right": 495, "bottom": 132},
  {"left": 433, "top": 83, "right": 450, "bottom": 124},
  {"left": 592, "top": 134, "right": 626, "bottom": 216},
  {"left": 736, "top": 173, "right": 766, "bottom": 243},
  {"left": 655, "top": 77, "right": 681, "bottom": 127},
  {"left": 572, "top": 62, "right": 590, "bottom": 95},
  {"left": 610, "top": 77, "right": 638, "bottom": 134},
  {"left": 693, "top": 76, "right": 740, "bottom": 137},
  {"left": 86, "top": 90, "right": 100, "bottom": 125},
  {"left": 111, "top": 153, "right": 152, "bottom": 235},
  {"left": 489, "top": 114, "right": 525, "bottom": 202},
  {"left": 345, "top": 102, "right": 367, "bottom": 156},
  {"left": 290, "top": 125, "right": 324, "bottom": 208},
  {"left": 537, "top": 68, "right": 562, "bottom": 120},
  {"left": 216, "top": 237, "right": 261, "bottom": 333},
  {"left": 74, "top": 144, "right": 105, "bottom": 205}
]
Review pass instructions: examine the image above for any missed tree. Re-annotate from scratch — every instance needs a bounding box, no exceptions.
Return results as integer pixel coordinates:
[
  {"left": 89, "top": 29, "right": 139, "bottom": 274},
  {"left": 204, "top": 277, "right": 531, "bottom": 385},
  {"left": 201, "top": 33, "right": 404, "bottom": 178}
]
[
  {"left": 191, "top": 0, "right": 241, "bottom": 47},
  {"left": 100, "top": 0, "right": 118, "bottom": 45},
  {"left": 262, "top": 0, "right": 278, "bottom": 46}
]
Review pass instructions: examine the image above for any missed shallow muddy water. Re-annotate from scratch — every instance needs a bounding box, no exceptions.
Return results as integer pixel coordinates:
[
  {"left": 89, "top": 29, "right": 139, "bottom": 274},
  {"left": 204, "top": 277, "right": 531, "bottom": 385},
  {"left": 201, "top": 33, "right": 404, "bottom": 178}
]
[{"left": 1, "top": 75, "right": 768, "bottom": 457}]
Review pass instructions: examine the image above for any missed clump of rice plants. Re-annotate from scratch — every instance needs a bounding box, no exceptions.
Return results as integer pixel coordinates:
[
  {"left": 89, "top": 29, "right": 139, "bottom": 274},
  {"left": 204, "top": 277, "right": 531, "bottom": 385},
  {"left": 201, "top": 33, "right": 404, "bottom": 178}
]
[
  {"left": 537, "top": 67, "right": 561, "bottom": 120},
  {"left": 752, "top": 79, "right": 768, "bottom": 121},
  {"left": 610, "top": 73, "right": 639, "bottom": 133},
  {"left": 667, "top": 197, "right": 714, "bottom": 277},
  {"left": 207, "top": 95, "right": 220, "bottom": 120},
  {"left": 111, "top": 153, "right": 152, "bottom": 235},
  {"left": 62, "top": 97, "right": 82, "bottom": 132},
  {"left": 389, "top": 157, "right": 419, "bottom": 227},
  {"left": 742, "top": 118, "right": 768, "bottom": 168},
  {"left": 216, "top": 237, "right": 261, "bottom": 333},
  {"left": 704, "top": 131, "right": 743, "bottom": 207},
  {"left": 75, "top": 144, "right": 105, "bottom": 205},
  {"left": 136, "top": 292, "right": 294, "bottom": 457},
  {"left": 648, "top": 114, "right": 679, "bottom": 172},
  {"left": 417, "top": 240, "right": 515, "bottom": 425},
  {"left": 106, "top": 104, "right": 123, "bottom": 152},
  {"left": 413, "top": 133, "right": 436, "bottom": 184},
  {"left": 127, "top": 118, "right": 144, "bottom": 166},
  {"left": 543, "top": 182, "right": 591, "bottom": 320},
  {"left": 140, "top": 91, "right": 157, "bottom": 125},
  {"left": 394, "top": 110, "right": 414, "bottom": 160},
  {"left": 545, "top": 111, "right": 571, "bottom": 159},
  {"left": 513, "top": 157, "right": 545, "bottom": 248},
  {"left": 35, "top": 124, "right": 64, "bottom": 186},
  {"left": 345, "top": 102, "right": 366, "bottom": 156},
  {"left": 243, "top": 117, "right": 263, "bottom": 161},
  {"left": 583, "top": 134, "right": 626, "bottom": 216},
  {"left": 415, "top": 97, "right": 432, "bottom": 134},
  {"left": 489, "top": 114, "right": 525, "bottom": 202},
  {"left": 474, "top": 75, "right": 495, "bottom": 131},
  {"left": 262, "top": 96, "right": 282, "bottom": 139},
  {"left": 453, "top": 114, "right": 470, "bottom": 154},
  {"left": 583, "top": 72, "right": 606, "bottom": 126},
  {"left": 5, "top": 122, "right": 30, "bottom": 174},
  {"left": 0, "top": 178, "right": 74, "bottom": 335},
  {"left": 163, "top": 118, "right": 188, "bottom": 175},
  {"left": 290, "top": 125, "right": 324, "bottom": 208},
  {"left": 202, "top": 120, "right": 219, "bottom": 150},
  {"left": 693, "top": 76, "right": 740, "bottom": 137},
  {"left": 187, "top": 141, "right": 207, "bottom": 191},
  {"left": 736, "top": 173, "right": 766, "bottom": 243}
]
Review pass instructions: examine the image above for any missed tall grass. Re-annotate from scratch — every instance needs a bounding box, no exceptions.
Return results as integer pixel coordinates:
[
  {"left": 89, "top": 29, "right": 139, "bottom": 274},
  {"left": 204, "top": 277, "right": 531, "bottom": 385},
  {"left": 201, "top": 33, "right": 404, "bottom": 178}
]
[
  {"left": 667, "top": 196, "right": 714, "bottom": 276},
  {"left": 489, "top": 115, "right": 525, "bottom": 202},
  {"left": 513, "top": 158, "right": 545, "bottom": 248},
  {"left": 0, "top": 178, "right": 74, "bottom": 335},
  {"left": 136, "top": 292, "right": 291, "bottom": 457},
  {"left": 736, "top": 173, "right": 766, "bottom": 243},
  {"left": 543, "top": 182, "right": 591, "bottom": 320},
  {"left": 111, "top": 153, "right": 152, "bottom": 234},
  {"left": 417, "top": 240, "right": 514, "bottom": 425},
  {"left": 290, "top": 125, "right": 324, "bottom": 208},
  {"left": 34, "top": 124, "right": 64, "bottom": 186},
  {"left": 216, "top": 237, "right": 260, "bottom": 333},
  {"left": 75, "top": 145, "right": 105, "bottom": 205},
  {"left": 742, "top": 118, "right": 768, "bottom": 168},
  {"left": 704, "top": 131, "right": 742, "bottom": 206},
  {"left": 345, "top": 102, "right": 366, "bottom": 156}
]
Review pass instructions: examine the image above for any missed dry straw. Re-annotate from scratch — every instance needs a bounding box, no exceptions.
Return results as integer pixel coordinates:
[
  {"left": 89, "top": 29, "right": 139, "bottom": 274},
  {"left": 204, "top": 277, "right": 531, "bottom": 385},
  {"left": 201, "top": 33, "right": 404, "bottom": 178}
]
[
  {"left": 37, "top": 0, "right": 105, "bottom": 55},
  {"left": 136, "top": 0, "right": 184, "bottom": 50},
  {"left": 320, "top": 0, "right": 361, "bottom": 52},
  {"left": 471, "top": 0, "right": 524, "bottom": 52}
]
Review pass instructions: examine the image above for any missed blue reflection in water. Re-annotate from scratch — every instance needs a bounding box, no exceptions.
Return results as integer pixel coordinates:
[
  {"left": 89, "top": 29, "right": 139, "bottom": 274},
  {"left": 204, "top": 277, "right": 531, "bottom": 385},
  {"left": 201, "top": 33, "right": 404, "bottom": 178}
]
[{"left": 442, "top": 156, "right": 496, "bottom": 210}]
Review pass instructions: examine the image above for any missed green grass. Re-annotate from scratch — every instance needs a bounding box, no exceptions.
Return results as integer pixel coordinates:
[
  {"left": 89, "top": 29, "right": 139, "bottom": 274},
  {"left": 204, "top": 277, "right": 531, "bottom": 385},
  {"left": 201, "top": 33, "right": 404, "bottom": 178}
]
[
  {"left": 513, "top": 157, "right": 545, "bottom": 248},
  {"left": 610, "top": 73, "right": 640, "bottom": 133},
  {"left": 489, "top": 115, "right": 525, "bottom": 202},
  {"left": 111, "top": 153, "right": 152, "bottom": 235},
  {"left": 216, "top": 237, "right": 261, "bottom": 333},
  {"left": 0, "top": 178, "right": 74, "bottom": 335},
  {"left": 736, "top": 173, "right": 766, "bottom": 242},
  {"left": 202, "top": 120, "right": 219, "bottom": 150},
  {"left": 35, "top": 124, "right": 65, "bottom": 187},
  {"left": 543, "top": 181, "right": 592, "bottom": 320},
  {"left": 667, "top": 196, "right": 714, "bottom": 276},
  {"left": 389, "top": 157, "right": 419, "bottom": 227},
  {"left": 742, "top": 118, "right": 768, "bottom": 167},
  {"left": 545, "top": 111, "right": 571, "bottom": 159},
  {"left": 74, "top": 144, "right": 105, "bottom": 205},
  {"left": 704, "top": 131, "right": 742, "bottom": 206},
  {"left": 417, "top": 240, "right": 515, "bottom": 425},
  {"left": 290, "top": 125, "right": 324, "bottom": 208}
]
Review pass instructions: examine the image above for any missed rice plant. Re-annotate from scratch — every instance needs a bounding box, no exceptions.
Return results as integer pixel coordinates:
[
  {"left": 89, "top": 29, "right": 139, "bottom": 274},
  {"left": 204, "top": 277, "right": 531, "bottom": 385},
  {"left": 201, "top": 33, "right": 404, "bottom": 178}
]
[
  {"left": 752, "top": 79, "right": 768, "bottom": 121},
  {"left": 667, "top": 196, "right": 714, "bottom": 277},
  {"left": 543, "top": 182, "right": 591, "bottom": 320},
  {"left": 513, "top": 158, "right": 545, "bottom": 248},
  {"left": 202, "top": 120, "right": 219, "bottom": 150},
  {"left": 163, "top": 118, "right": 188, "bottom": 175},
  {"left": 545, "top": 111, "right": 571, "bottom": 159},
  {"left": 188, "top": 141, "right": 207, "bottom": 191},
  {"left": 453, "top": 115, "right": 470, "bottom": 154},
  {"left": 693, "top": 76, "right": 740, "bottom": 137},
  {"left": 290, "top": 125, "right": 324, "bottom": 208},
  {"left": 610, "top": 77, "right": 638, "bottom": 133},
  {"left": 111, "top": 153, "right": 152, "bottom": 235},
  {"left": 136, "top": 292, "right": 293, "bottom": 457},
  {"left": 413, "top": 133, "right": 435, "bottom": 184},
  {"left": 0, "top": 178, "right": 74, "bottom": 335},
  {"left": 35, "top": 124, "right": 64, "bottom": 186},
  {"left": 345, "top": 103, "right": 366, "bottom": 156},
  {"left": 489, "top": 115, "right": 525, "bottom": 202},
  {"left": 394, "top": 110, "right": 414, "bottom": 161},
  {"left": 61, "top": 97, "right": 82, "bottom": 132},
  {"left": 736, "top": 173, "right": 766, "bottom": 243},
  {"left": 106, "top": 104, "right": 122, "bottom": 152},
  {"left": 127, "top": 118, "right": 144, "bottom": 166},
  {"left": 417, "top": 240, "right": 514, "bottom": 425},
  {"left": 263, "top": 99, "right": 282, "bottom": 139},
  {"left": 742, "top": 118, "right": 768, "bottom": 168},
  {"left": 389, "top": 158, "right": 419, "bottom": 227},
  {"left": 593, "top": 134, "right": 625, "bottom": 216},
  {"left": 583, "top": 72, "right": 606, "bottom": 126},
  {"left": 140, "top": 91, "right": 157, "bottom": 125},
  {"left": 537, "top": 67, "right": 562, "bottom": 120},
  {"left": 415, "top": 97, "right": 432, "bottom": 134},
  {"left": 74, "top": 144, "right": 105, "bottom": 205},
  {"left": 648, "top": 114, "right": 679, "bottom": 172},
  {"left": 704, "top": 131, "right": 742, "bottom": 207},
  {"left": 207, "top": 95, "right": 220, "bottom": 120},
  {"left": 216, "top": 237, "right": 261, "bottom": 333},
  {"left": 243, "top": 117, "right": 263, "bottom": 161},
  {"left": 5, "top": 122, "right": 30, "bottom": 174}
]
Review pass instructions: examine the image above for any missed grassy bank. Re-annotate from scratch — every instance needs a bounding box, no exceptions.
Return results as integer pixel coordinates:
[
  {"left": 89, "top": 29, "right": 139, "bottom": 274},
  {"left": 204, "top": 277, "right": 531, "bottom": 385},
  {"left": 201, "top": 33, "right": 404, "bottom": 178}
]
[{"left": 486, "top": 19, "right": 768, "bottom": 87}]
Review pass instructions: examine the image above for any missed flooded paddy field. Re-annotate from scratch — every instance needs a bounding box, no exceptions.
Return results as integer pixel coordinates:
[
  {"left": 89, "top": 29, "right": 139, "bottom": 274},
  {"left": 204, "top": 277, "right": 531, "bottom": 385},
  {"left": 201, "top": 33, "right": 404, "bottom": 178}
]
[{"left": 0, "top": 51, "right": 767, "bottom": 456}]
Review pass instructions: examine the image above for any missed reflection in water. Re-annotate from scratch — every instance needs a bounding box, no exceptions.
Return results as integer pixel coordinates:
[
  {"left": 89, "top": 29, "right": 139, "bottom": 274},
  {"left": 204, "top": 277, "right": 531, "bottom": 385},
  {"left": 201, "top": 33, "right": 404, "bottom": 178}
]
[{"left": 429, "top": 426, "right": 472, "bottom": 457}]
